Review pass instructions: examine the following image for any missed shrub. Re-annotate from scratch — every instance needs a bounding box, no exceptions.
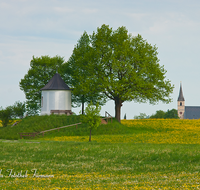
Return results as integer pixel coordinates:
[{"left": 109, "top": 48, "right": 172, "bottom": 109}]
[{"left": 0, "top": 106, "right": 13, "bottom": 127}]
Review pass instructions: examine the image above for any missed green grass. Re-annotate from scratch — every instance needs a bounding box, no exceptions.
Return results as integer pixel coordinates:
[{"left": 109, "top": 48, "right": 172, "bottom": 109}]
[
  {"left": 0, "top": 115, "right": 82, "bottom": 140},
  {"left": 0, "top": 115, "right": 178, "bottom": 141},
  {"left": 1, "top": 117, "right": 200, "bottom": 188},
  {"left": 1, "top": 140, "right": 200, "bottom": 189},
  {"left": 0, "top": 115, "right": 129, "bottom": 140}
]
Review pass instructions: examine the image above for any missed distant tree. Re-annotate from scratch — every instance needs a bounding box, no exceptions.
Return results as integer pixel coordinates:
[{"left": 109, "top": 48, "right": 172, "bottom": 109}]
[
  {"left": 150, "top": 109, "right": 179, "bottom": 119},
  {"left": 19, "top": 55, "right": 65, "bottom": 115},
  {"left": 150, "top": 110, "right": 166, "bottom": 118},
  {"left": 165, "top": 109, "right": 179, "bottom": 119},
  {"left": 134, "top": 113, "right": 148, "bottom": 119},
  {"left": 124, "top": 113, "right": 127, "bottom": 120},
  {"left": 69, "top": 24, "right": 174, "bottom": 122},
  {"left": 0, "top": 106, "right": 13, "bottom": 127},
  {"left": 0, "top": 101, "right": 26, "bottom": 127},
  {"left": 12, "top": 101, "right": 26, "bottom": 119},
  {"left": 81, "top": 102, "right": 101, "bottom": 141}
]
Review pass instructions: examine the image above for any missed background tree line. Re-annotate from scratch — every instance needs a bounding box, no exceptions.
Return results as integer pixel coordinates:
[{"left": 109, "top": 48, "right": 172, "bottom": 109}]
[
  {"left": 0, "top": 101, "right": 26, "bottom": 127},
  {"left": 133, "top": 109, "right": 179, "bottom": 119}
]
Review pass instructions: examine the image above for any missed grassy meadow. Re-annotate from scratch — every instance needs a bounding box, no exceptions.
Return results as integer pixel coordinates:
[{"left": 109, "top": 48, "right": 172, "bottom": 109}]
[{"left": 1, "top": 116, "right": 200, "bottom": 189}]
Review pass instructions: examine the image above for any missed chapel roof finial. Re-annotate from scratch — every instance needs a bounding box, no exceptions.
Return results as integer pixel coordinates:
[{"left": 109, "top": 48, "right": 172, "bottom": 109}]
[{"left": 178, "top": 82, "right": 185, "bottom": 101}]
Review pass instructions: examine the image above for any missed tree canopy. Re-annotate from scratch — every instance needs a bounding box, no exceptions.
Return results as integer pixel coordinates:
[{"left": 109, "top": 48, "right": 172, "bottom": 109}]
[
  {"left": 150, "top": 109, "right": 179, "bottom": 119},
  {"left": 12, "top": 101, "right": 26, "bottom": 119},
  {"left": 19, "top": 55, "right": 65, "bottom": 115},
  {"left": 134, "top": 113, "right": 149, "bottom": 119},
  {"left": 61, "top": 32, "right": 106, "bottom": 114},
  {"left": 68, "top": 24, "right": 174, "bottom": 122}
]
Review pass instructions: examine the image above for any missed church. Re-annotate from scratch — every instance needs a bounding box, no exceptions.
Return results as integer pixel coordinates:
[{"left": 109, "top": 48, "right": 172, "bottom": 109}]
[{"left": 178, "top": 84, "right": 200, "bottom": 119}]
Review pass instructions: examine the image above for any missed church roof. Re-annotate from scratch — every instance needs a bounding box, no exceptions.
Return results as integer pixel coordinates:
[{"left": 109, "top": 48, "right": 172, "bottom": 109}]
[
  {"left": 178, "top": 83, "right": 185, "bottom": 101},
  {"left": 184, "top": 106, "right": 200, "bottom": 119},
  {"left": 40, "top": 73, "right": 71, "bottom": 91}
]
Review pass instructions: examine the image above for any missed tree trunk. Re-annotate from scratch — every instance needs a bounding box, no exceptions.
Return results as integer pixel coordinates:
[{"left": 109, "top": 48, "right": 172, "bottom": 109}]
[
  {"left": 81, "top": 95, "right": 85, "bottom": 115},
  {"left": 89, "top": 128, "right": 92, "bottom": 141},
  {"left": 115, "top": 98, "right": 122, "bottom": 123}
]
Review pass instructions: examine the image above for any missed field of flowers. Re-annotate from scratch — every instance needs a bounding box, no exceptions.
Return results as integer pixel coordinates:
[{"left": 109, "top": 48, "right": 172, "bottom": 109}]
[
  {"left": 1, "top": 170, "right": 200, "bottom": 189},
  {"left": 1, "top": 119, "right": 200, "bottom": 189},
  {"left": 44, "top": 119, "right": 200, "bottom": 144}
]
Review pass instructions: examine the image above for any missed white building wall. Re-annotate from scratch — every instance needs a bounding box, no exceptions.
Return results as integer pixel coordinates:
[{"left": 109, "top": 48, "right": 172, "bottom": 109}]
[{"left": 41, "top": 90, "right": 71, "bottom": 115}]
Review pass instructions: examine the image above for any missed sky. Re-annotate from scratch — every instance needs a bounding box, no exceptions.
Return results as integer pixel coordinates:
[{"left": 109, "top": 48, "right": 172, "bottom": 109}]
[{"left": 1, "top": 0, "right": 200, "bottom": 119}]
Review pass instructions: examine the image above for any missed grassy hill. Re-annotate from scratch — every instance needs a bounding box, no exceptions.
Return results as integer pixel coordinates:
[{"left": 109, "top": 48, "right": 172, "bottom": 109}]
[
  {"left": 0, "top": 114, "right": 80, "bottom": 140},
  {"left": 0, "top": 114, "right": 128, "bottom": 140},
  {"left": 2, "top": 116, "right": 200, "bottom": 143}
]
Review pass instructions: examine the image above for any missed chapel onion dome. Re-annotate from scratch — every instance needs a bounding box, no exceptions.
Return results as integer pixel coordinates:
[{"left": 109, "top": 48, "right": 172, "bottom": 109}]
[
  {"left": 40, "top": 73, "right": 71, "bottom": 91},
  {"left": 178, "top": 83, "right": 185, "bottom": 101}
]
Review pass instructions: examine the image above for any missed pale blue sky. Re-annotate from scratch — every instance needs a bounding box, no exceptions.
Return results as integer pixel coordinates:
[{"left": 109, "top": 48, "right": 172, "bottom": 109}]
[{"left": 1, "top": 0, "right": 200, "bottom": 118}]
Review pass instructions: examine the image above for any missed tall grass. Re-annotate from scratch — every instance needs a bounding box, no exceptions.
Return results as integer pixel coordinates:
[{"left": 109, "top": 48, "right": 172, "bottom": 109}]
[{"left": 1, "top": 140, "right": 200, "bottom": 189}]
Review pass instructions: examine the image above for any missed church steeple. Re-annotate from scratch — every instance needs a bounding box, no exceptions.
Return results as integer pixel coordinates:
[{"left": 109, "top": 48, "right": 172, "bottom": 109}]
[
  {"left": 178, "top": 83, "right": 185, "bottom": 101},
  {"left": 177, "top": 82, "right": 185, "bottom": 119}
]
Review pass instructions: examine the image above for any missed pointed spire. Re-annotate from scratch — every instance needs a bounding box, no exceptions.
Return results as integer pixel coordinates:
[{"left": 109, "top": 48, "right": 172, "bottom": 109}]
[{"left": 178, "top": 82, "right": 185, "bottom": 101}]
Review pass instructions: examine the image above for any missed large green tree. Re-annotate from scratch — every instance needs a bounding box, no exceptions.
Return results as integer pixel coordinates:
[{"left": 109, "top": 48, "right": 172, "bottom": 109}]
[
  {"left": 70, "top": 24, "right": 174, "bottom": 122},
  {"left": 19, "top": 55, "right": 65, "bottom": 115},
  {"left": 62, "top": 32, "right": 106, "bottom": 114}
]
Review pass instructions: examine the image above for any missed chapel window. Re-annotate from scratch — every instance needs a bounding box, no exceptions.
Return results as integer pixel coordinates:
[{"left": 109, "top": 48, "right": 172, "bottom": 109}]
[{"left": 180, "top": 102, "right": 182, "bottom": 106}]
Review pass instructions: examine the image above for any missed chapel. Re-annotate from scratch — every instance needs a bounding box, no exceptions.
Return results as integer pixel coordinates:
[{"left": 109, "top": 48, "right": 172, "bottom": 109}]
[
  {"left": 40, "top": 73, "right": 72, "bottom": 115},
  {"left": 177, "top": 83, "right": 200, "bottom": 119}
]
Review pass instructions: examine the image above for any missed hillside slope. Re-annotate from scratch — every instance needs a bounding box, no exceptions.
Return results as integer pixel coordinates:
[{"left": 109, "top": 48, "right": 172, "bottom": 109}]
[{"left": 0, "top": 115, "right": 128, "bottom": 140}]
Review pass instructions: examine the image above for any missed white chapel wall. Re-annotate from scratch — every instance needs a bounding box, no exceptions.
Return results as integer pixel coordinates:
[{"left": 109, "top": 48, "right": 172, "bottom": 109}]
[{"left": 41, "top": 90, "right": 71, "bottom": 115}]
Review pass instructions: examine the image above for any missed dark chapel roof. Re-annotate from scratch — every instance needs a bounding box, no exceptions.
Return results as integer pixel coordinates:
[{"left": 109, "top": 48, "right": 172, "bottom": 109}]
[
  {"left": 40, "top": 73, "right": 71, "bottom": 91},
  {"left": 178, "top": 83, "right": 185, "bottom": 101},
  {"left": 184, "top": 106, "right": 200, "bottom": 119}
]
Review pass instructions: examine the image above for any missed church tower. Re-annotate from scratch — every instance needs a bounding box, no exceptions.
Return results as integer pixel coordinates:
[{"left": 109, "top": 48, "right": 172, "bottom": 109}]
[{"left": 177, "top": 83, "right": 185, "bottom": 119}]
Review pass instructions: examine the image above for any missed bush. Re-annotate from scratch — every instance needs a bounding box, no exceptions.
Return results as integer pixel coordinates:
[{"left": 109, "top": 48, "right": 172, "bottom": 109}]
[
  {"left": 134, "top": 113, "right": 148, "bottom": 119},
  {"left": 0, "top": 101, "right": 26, "bottom": 127},
  {"left": 0, "top": 106, "right": 13, "bottom": 127},
  {"left": 81, "top": 102, "right": 101, "bottom": 141}
]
